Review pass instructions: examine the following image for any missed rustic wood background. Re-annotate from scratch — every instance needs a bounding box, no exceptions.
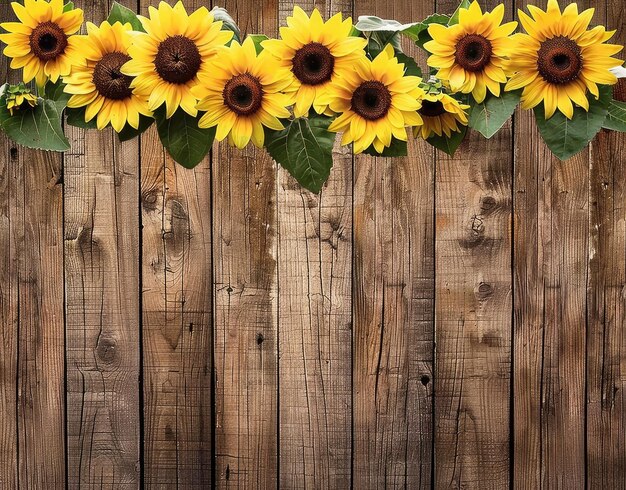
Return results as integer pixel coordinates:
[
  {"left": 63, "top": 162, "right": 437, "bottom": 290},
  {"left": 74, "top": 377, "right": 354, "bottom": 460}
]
[{"left": 1, "top": 0, "right": 625, "bottom": 488}]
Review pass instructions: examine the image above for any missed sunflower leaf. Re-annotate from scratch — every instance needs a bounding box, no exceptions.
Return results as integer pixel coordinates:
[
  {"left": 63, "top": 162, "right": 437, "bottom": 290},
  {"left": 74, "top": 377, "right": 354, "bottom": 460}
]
[
  {"left": 0, "top": 95, "right": 70, "bottom": 151},
  {"left": 362, "top": 138, "right": 408, "bottom": 157},
  {"left": 211, "top": 7, "right": 241, "bottom": 44},
  {"left": 66, "top": 107, "right": 99, "bottom": 129},
  {"left": 108, "top": 2, "right": 145, "bottom": 32},
  {"left": 395, "top": 53, "right": 422, "bottom": 77},
  {"left": 413, "top": 14, "right": 451, "bottom": 49},
  {"left": 118, "top": 115, "right": 155, "bottom": 142},
  {"left": 265, "top": 114, "right": 335, "bottom": 194},
  {"left": 448, "top": 0, "right": 471, "bottom": 26},
  {"left": 63, "top": 2, "right": 74, "bottom": 12},
  {"left": 249, "top": 34, "right": 268, "bottom": 54},
  {"left": 155, "top": 107, "right": 215, "bottom": 169},
  {"left": 44, "top": 79, "right": 71, "bottom": 111},
  {"left": 602, "top": 99, "right": 626, "bottom": 132},
  {"left": 426, "top": 126, "right": 467, "bottom": 156},
  {"left": 534, "top": 85, "right": 612, "bottom": 160},
  {"left": 363, "top": 31, "right": 403, "bottom": 58},
  {"left": 468, "top": 90, "right": 521, "bottom": 138}
]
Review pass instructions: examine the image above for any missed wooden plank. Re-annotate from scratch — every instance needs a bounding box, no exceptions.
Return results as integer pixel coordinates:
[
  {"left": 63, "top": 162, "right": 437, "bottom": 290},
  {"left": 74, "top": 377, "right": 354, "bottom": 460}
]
[
  {"left": 587, "top": 2, "right": 626, "bottom": 486},
  {"left": 212, "top": 2, "right": 279, "bottom": 487},
  {"left": 139, "top": 1, "right": 213, "bottom": 486},
  {"left": 434, "top": 1, "right": 512, "bottom": 487},
  {"left": 15, "top": 136, "right": 66, "bottom": 487},
  {"left": 351, "top": 0, "right": 435, "bottom": 486},
  {"left": 276, "top": 3, "right": 353, "bottom": 488},
  {"left": 64, "top": 2, "right": 140, "bottom": 488},
  {"left": 0, "top": 10, "right": 18, "bottom": 484}
]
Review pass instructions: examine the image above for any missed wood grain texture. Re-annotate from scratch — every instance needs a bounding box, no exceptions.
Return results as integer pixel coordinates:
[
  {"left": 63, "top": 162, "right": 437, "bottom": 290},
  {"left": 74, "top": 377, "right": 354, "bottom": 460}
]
[
  {"left": 212, "top": 1, "right": 279, "bottom": 488},
  {"left": 351, "top": 0, "right": 435, "bottom": 487},
  {"left": 434, "top": 2, "right": 512, "bottom": 488},
  {"left": 139, "top": 2, "right": 213, "bottom": 487},
  {"left": 275, "top": 1, "right": 353, "bottom": 488},
  {"left": 64, "top": 2, "right": 140, "bottom": 488},
  {"left": 0, "top": 16, "right": 18, "bottom": 486},
  {"left": 587, "top": 2, "right": 626, "bottom": 487}
]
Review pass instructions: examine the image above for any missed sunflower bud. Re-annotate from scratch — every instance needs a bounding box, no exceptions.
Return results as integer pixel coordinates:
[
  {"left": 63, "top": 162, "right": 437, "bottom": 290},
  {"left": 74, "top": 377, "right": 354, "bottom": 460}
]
[{"left": 5, "top": 83, "right": 38, "bottom": 116}]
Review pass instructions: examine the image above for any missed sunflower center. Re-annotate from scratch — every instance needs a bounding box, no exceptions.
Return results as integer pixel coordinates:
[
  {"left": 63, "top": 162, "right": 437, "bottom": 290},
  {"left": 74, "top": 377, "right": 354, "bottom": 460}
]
[
  {"left": 537, "top": 36, "right": 583, "bottom": 84},
  {"left": 29, "top": 21, "right": 68, "bottom": 62},
  {"left": 351, "top": 81, "right": 391, "bottom": 121},
  {"left": 93, "top": 52, "right": 134, "bottom": 100},
  {"left": 419, "top": 100, "right": 446, "bottom": 117},
  {"left": 455, "top": 34, "right": 492, "bottom": 72},
  {"left": 223, "top": 73, "right": 264, "bottom": 116},
  {"left": 291, "top": 42, "right": 335, "bottom": 86},
  {"left": 154, "top": 35, "right": 202, "bottom": 85}
]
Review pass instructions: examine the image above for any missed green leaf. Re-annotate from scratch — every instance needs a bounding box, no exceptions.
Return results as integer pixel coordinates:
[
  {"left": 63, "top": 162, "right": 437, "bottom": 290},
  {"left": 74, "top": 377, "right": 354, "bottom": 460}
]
[
  {"left": 118, "top": 115, "right": 155, "bottom": 142},
  {"left": 362, "top": 138, "right": 408, "bottom": 157},
  {"left": 395, "top": 52, "right": 422, "bottom": 78},
  {"left": 0, "top": 96, "right": 70, "bottom": 151},
  {"left": 448, "top": 0, "right": 471, "bottom": 26},
  {"left": 413, "top": 14, "right": 451, "bottom": 49},
  {"left": 602, "top": 99, "right": 626, "bottom": 132},
  {"left": 211, "top": 6, "right": 240, "bottom": 44},
  {"left": 155, "top": 107, "right": 215, "bottom": 169},
  {"left": 364, "top": 31, "right": 403, "bottom": 58},
  {"left": 63, "top": 2, "right": 74, "bottom": 12},
  {"left": 107, "top": 1, "right": 145, "bottom": 31},
  {"left": 426, "top": 126, "right": 467, "bottom": 156},
  {"left": 44, "top": 79, "right": 71, "bottom": 111},
  {"left": 534, "top": 85, "right": 612, "bottom": 160},
  {"left": 265, "top": 114, "right": 336, "bottom": 194},
  {"left": 248, "top": 34, "right": 268, "bottom": 54},
  {"left": 65, "top": 107, "right": 98, "bottom": 129},
  {"left": 354, "top": 16, "right": 423, "bottom": 42},
  {"left": 468, "top": 90, "right": 521, "bottom": 138}
]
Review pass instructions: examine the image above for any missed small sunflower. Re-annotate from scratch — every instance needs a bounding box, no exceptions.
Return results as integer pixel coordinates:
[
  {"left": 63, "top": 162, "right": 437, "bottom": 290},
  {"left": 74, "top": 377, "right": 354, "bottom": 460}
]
[
  {"left": 505, "top": 0, "right": 623, "bottom": 119},
  {"left": 63, "top": 21, "right": 151, "bottom": 132},
  {"left": 414, "top": 91, "right": 469, "bottom": 140},
  {"left": 4, "top": 83, "right": 38, "bottom": 115},
  {"left": 424, "top": 1, "right": 517, "bottom": 103},
  {"left": 261, "top": 6, "right": 367, "bottom": 118},
  {"left": 191, "top": 38, "right": 293, "bottom": 149},
  {"left": 121, "top": 1, "right": 233, "bottom": 119},
  {"left": 321, "top": 45, "right": 425, "bottom": 154},
  {"left": 0, "top": 0, "right": 84, "bottom": 87}
]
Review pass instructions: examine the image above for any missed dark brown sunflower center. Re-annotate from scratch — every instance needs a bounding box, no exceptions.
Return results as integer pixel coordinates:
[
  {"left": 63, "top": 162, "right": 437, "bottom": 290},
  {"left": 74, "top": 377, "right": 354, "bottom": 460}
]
[
  {"left": 29, "top": 21, "right": 68, "bottom": 62},
  {"left": 351, "top": 81, "right": 391, "bottom": 121},
  {"left": 537, "top": 36, "right": 583, "bottom": 84},
  {"left": 93, "top": 52, "right": 133, "bottom": 100},
  {"left": 291, "top": 42, "right": 335, "bottom": 85},
  {"left": 223, "top": 73, "right": 264, "bottom": 116},
  {"left": 154, "top": 35, "right": 202, "bottom": 84},
  {"left": 419, "top": 100, "right": 446, "bottom": 117},
  {"left": 455, "top": 34, "right": 493, "bottom": 72}
]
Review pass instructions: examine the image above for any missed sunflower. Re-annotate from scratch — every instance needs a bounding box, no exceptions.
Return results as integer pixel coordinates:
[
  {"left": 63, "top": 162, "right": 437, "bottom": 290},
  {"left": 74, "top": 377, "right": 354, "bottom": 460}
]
[
  {"left": 414, "top": 92, "right": 469, "bottom": 139},
  {"left": 121, "top": 1, "right": 233, "bottom": 119},
  {"left": 424, "top": 1, "right": 517, "bottom": 103},
  {"left": 63, "top": 21, "right": 151, "bottom": 132},
  {"left": 505, "top": 0, "right": 623, "bottom": 119},
  {"left": 261, "top": 6, "right": 367, "bottom": 118},
  {"left": 191, "top": 38, "right": 293, "bottom": 149},
  {"left": 0, "top": 0, "right": 84, "bottom": 87},
  {"left": 320, "top": 45, "right": 424, "bottom": 154}
]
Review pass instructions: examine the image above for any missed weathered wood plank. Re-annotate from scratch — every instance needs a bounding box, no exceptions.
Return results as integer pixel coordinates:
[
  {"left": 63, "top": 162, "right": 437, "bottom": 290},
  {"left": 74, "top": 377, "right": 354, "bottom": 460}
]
[
  {"left": 276, "top": 3, "right": 353, "bottom": 485},
  {"left": 0, "top": 9, "right": 18, "bottom": 484},
  {"left": 212, "top": 2, "right": 279, "bottom": 487},
  {"left": 587, "top": 3, "right": 626, "bottom": 487},
  {"left": 434, "top": 2, "right": 512, "bottom": 487},
  {"left": 351, "top": 0, "right": 435, "bottom": 486},
  {"left": 63, "top": 2, "right": 140, "bottom": 488},
  {"left": 139, "top": 2, "right": 213, "bottom": 487}
]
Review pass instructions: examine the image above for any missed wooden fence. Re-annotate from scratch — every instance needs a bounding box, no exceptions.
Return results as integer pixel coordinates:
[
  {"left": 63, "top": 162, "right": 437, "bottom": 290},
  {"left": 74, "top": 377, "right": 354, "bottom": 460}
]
[{"left": 1, "top": 0, "right": 625, "bottom": 488}]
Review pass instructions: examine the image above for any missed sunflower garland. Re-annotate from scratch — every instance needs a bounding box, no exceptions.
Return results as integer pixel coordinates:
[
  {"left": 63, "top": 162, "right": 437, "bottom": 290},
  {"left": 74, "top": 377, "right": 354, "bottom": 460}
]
[{"left": 0, "top": 0, "right": 624, "bottom": 194}]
